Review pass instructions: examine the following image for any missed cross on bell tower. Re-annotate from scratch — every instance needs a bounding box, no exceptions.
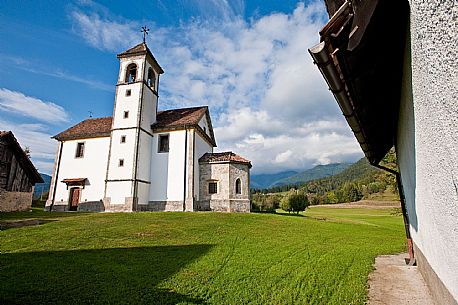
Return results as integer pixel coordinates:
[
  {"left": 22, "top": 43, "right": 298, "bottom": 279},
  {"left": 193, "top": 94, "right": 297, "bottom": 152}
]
[{"left": 141, "top": 26, "right": 149, "bottom": 43}]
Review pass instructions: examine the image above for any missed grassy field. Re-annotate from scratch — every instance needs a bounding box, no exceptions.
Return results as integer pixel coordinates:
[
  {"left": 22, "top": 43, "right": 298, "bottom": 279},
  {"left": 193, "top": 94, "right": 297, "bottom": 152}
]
[{"left": 0, "top": 206, "right": 405, "bottom": 305}]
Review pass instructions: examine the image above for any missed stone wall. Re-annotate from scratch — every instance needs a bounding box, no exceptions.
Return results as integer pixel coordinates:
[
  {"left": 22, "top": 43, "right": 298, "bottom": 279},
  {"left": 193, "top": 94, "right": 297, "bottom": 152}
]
[
  {"left": 0, "top": 189, "right": 32, "bottom": 212},
  {"left": 45, "top": 202, "right": 68, "bottom": 212},
  {"left": 199, "top": 163, "right": 230, "bottom": 202},
  {"left": 229, "top": 199, "right": 250, "bottom": 213},
  {"left": 199, "top": 161, "right": 250, "bottom": 212},
  {"left": 103, "top": 197, "right": 134, "bottom": 212},
  {"left": 139, "top": 201, "right": 184, "bottom": 211},
  {"left": 78, "top": 200, "right": 105, "bottom": 212},
  {"left": 229, "top": 163, "right": 250, "bottom": 201}
]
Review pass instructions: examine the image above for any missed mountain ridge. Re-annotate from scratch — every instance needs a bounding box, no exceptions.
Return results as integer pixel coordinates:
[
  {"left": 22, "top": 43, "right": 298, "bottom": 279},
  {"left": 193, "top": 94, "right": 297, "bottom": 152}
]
[{"left": 251, "top": 163, "right": 351, "bottom": 189}]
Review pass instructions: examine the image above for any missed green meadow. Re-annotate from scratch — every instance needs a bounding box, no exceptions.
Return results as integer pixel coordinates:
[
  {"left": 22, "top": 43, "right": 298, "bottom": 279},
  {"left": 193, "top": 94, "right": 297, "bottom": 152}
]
[{"left": 0, "top": 207, "right": 405, "bottom": 304}]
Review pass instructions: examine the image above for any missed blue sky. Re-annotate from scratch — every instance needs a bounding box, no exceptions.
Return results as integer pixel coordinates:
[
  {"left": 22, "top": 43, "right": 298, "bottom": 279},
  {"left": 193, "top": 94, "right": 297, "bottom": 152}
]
[{"left": 0, "top": 0, "right": 362, "bottom": 174}]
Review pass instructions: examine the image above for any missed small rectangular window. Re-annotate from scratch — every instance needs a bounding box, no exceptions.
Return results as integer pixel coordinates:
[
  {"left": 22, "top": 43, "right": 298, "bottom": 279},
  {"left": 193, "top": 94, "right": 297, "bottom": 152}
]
[
  {"left": 120, "top": 135, "right": 126, "bottom": 143},
  {"left": 158, "top": 135, "right": 169, "bottom": 153},
  {"left": 75, "top": 142, "right": 85, "bottom": 158},
  {"left": 209, "top": 182, "right": 217, "bottom": 194},
  {"left": 126, "top": 89, "right": 131, "bottom": 96},
  {"left": 119, "top": 159, "right": 124, "bottom": 167},
  {"left": 123, "top": 111, "right": 129, "bottom": 119}
]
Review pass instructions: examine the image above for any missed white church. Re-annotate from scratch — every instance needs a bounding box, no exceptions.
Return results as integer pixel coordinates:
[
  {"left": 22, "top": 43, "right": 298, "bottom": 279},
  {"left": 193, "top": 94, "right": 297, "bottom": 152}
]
[{"left": 45, "top": 42, "right": 251, "bottom": 213}]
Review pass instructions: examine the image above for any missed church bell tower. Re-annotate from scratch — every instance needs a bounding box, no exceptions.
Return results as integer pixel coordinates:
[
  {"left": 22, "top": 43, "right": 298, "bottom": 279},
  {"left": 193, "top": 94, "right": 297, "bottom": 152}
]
[{"left": 104, "top": 40, "right": 164, "bottom": 211}]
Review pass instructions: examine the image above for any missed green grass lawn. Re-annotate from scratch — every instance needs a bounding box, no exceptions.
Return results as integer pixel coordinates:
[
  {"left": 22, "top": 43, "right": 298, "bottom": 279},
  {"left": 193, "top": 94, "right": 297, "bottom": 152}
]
[{"left": 0, "top": 207, "right": 405, "bottom": 305}]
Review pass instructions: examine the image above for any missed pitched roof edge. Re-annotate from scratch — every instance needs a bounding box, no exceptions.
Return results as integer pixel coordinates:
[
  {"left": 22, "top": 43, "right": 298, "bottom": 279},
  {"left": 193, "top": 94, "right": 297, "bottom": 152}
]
[
  {"left": 0, "top": 131, "right": 44, "bottom": 183},
  {"left": 116, "top": 42, "right": 164, "bottom": 74}
]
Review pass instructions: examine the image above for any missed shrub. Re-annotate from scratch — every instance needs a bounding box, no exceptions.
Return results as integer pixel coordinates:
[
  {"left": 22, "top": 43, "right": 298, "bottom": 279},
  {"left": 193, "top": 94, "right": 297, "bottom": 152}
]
[
  {"left": 325, "top": 191, "right": 338, "bottom": 204},
  {"left": 281, "top": 190, "right": 309, "bottom": 214},
  {"left": 251, "top": 193, "right": 279, "bottom": 212}
]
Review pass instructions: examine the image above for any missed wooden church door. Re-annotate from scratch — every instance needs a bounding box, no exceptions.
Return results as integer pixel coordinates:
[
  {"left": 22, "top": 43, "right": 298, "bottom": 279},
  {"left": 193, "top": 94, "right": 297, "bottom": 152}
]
[{"left": 69, "top": 188, "right": 80, "bottom": 211}]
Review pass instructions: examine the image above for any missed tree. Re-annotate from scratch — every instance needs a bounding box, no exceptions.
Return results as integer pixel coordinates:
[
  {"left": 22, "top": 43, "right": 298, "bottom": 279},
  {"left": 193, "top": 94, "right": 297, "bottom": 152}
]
[
  {"left": 281, "top": 190, "right": 309, "bottom": 214},
  {"left": 325, "top": 191, "right": 338, "bottom": 204},
  {"left": 342, "top": 182, "right": 363, "bottom": 202}
]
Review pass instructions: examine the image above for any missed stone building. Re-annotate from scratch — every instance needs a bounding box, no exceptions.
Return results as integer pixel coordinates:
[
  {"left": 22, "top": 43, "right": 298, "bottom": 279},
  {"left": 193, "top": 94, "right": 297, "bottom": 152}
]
[
  {"left": 0, "top": 131, "right": 44, "bottom": 212},
  {"left": 309, "top": 0, "right": 457, "bottom": 303},
  {"left": 46, "top": 42, "right": 251, "bottom": 213},
  {"left": 198, "top": 152, "right": 251, "bottom": 212}
]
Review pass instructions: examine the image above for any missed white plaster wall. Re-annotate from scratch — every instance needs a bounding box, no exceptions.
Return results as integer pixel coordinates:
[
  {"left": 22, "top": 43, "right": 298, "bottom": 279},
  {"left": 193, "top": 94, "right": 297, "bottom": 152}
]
[
  {"left": 137, "top": 131, "right": 153, "bottom": 182},
  {"left": 137, "top": 182, "right": 150, "bottom": 205},
  {"left": 194, "top": 132, "right": 213, "bottom": 200},
  {"left": 112, "top": 83, "right": 142, "bottom": 129},
  {"left": 107, "top": 129, "right": 136, "bottom": 181},
  {"left": 106, "top": 181, "right": 133, "bottom": 204},
  {"left": 198, "top": 116, "right": 211, "bottom": 138},
  {"left": 398, "top": 0, "right": 458, "bottom": 299},
  {"left": 149, "top": 130, "right": 186, "bottom": 201},
  {"left": 52, "top": 137, "right": 109, "bottom": 204},
  {"left": 141, "top": 86, "right": 157, "bottom": 129}
]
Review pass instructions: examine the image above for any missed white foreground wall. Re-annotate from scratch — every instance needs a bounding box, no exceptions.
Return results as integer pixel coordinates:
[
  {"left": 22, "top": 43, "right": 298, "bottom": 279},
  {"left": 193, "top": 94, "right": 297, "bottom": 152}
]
[
  {"left": 47, "top": 137, "right": 109, "bottom": 209},
  {"left": 398, "top": 1, "right": 457, "bottom": 302},
  {"left": 149, "top": 130, "right": 186, "bottom": 202}
]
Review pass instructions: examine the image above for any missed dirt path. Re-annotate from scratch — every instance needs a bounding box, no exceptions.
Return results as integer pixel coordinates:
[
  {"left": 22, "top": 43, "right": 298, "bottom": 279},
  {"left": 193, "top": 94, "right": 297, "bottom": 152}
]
[{"left": 368, "top": 253, "right": 435, "bottom": 305}]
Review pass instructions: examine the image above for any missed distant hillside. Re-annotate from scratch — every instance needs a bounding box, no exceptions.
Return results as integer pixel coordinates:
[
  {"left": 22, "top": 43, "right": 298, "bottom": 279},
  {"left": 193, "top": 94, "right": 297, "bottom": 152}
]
[
  {"left": 273, "top": 163, "right": 351, "bottom": 187},
  {"left": 256, "top": 153, "right": 399, "bottom": 205},
  {"left": 251, "top": 171, "right": 297, "bottom": 189},
  {"left": 33, "top": 173, "right": 51, "bottom": 199}
]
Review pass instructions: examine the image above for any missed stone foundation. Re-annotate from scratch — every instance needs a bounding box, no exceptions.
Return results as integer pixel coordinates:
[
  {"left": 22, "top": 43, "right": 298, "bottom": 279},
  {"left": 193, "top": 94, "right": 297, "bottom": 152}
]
[
  {"left": 140, "top": 201, "right": 184, "bottom": 211},
  {"left": 414, "top": 243, "right": 458, "bottom": 305},
  {"left": 229, "top": 199, "right": 250, "bottom": 213},
  {"left": 195, "top": 199, "right": 250, "bottom": 213},
  {"left": 0, "top": 190, "right": 33, "bottom": 212},
  {"left": 103, "top": 197, "right": 134, "bottom": 212},
  {"left": 44, "top": 201, "right": 69, "bottom": 212},
  {"left": 77, "top": 200, "right": 105, "bottom": 212}
]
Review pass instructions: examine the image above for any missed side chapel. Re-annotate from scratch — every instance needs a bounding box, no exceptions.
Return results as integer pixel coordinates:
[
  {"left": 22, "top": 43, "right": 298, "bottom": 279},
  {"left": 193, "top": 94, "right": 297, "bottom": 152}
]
[{"left": 45, "top": 42, "right": 251, "bottom": 212}]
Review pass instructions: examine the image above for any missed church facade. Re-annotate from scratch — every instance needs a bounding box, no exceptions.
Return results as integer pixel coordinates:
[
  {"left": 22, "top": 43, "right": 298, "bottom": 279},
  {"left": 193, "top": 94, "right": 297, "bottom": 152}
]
[{"left": 45, "top": 43, "right": 251, "bottom": 213}]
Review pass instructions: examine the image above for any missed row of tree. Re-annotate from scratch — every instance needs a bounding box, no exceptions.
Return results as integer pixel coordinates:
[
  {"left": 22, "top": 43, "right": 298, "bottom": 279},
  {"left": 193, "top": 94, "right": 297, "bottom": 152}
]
[{"left": 251, "top": 150, "right": 399, "bottom": 210}]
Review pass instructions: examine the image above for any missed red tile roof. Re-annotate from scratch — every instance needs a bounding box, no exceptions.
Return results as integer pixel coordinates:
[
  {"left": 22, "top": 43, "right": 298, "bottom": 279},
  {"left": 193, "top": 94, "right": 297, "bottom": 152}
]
[
  {"left": 153, "top": 106, "right": 208, "bottom": 129},
  {"left": 199, "top": 152, "right": 252, "bottom": 167},
  {"left": 153, "top": 106, "right": 216, "bottom": 147},
  {"left": 0, "top": 131, "right": 43, "bottom": 183},
  {"left": 53, "top": 106, "right": 215, "bottom": 146},
  {"left": 117, "top": 42, "right": 164, "bottom": 73},
  {"left": 53, "top": 117, "right": 112, "bottom": 141}
]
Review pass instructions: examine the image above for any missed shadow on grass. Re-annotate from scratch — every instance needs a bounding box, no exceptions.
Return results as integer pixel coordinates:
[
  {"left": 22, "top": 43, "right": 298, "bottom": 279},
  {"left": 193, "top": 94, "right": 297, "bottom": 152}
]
[
  {"left": 274, "top": 212, "right": 306, "bottom": 217},
  {"left": 0, "top": 219, "right": 57, "bottom": 231},
  {"left": 0, "top": 245, "right": 213, "bottom": 304},
  {"left": 0, "top": 207, "right": 90, "bottom": 222}
]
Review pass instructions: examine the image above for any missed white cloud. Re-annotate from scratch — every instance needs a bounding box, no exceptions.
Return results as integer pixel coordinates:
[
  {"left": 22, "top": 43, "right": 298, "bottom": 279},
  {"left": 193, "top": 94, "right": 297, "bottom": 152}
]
[
  {"left": 70, "top": 10, "right": 139, "bottom": 51},
  {"left": 70, "top": 1, "right": 362, "bottom": 174},
  {"left": 0, "top": 119, "right": 57, "bottom": 174},
  {"left": 0, "top": 88, "right": 69, "bottom": 123}
]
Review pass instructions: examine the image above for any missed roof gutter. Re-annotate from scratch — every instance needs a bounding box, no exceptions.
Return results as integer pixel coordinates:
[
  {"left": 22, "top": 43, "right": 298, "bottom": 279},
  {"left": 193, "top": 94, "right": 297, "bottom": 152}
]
[
  {"left": 308, "top": 41, "right": 371, "bottom": 158},
  {"left": 308, "top": 2, "right": 374, "bottom": 162}
]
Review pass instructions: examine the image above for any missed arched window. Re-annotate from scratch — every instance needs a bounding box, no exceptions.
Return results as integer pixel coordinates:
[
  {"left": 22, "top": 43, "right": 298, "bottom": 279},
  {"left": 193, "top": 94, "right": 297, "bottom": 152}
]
[
  {"left": 125, "top": 63, "right": 137, "bottom": 83},
  {"left": 235, "top": 178, "right": 242, "bottom": 194},
  {"left": 147, "top": 68, "right": 156, "bottom": 89}
]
